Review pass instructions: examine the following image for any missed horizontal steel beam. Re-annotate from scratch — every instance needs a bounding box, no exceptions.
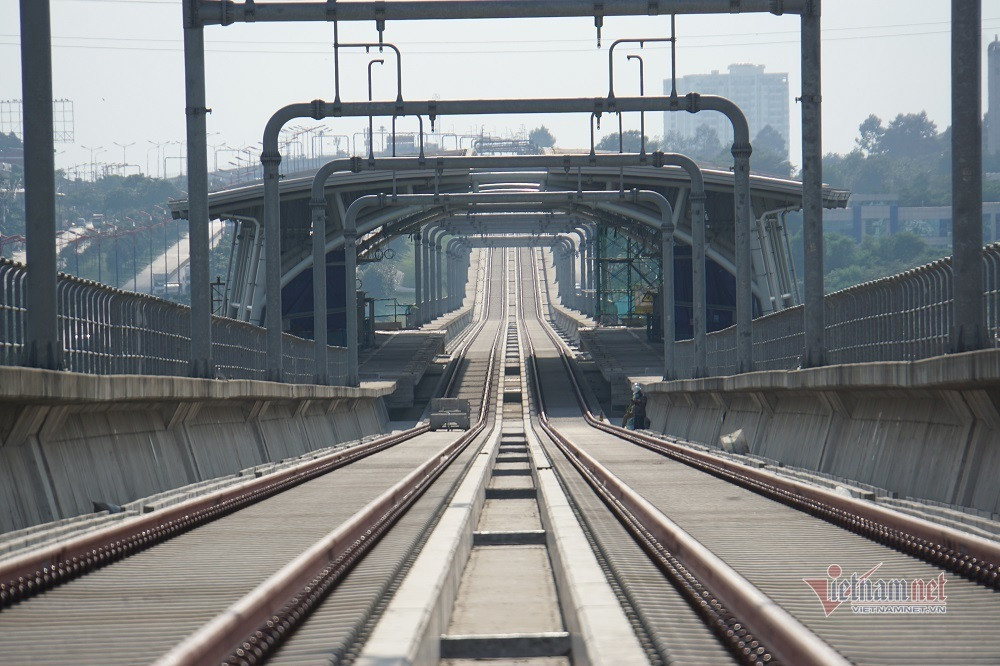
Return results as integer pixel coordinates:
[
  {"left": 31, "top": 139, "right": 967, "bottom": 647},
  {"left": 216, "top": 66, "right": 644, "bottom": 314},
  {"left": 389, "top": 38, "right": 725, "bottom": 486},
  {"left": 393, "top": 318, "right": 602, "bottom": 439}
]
[
  {"left": 200, "top": 0, "right": 800, "bottom": 26},
  {"left": 265, "top": 96, "right": 750, "bottom": 143}
]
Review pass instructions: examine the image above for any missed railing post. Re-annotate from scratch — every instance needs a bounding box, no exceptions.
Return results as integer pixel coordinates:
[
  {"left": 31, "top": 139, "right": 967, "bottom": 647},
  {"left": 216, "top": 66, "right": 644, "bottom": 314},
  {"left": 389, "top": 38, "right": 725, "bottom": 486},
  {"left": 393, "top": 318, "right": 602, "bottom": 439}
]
[
  {"left": 951, "top": 0, "right": 985, "bottom": 352},
  {"left": 20, "top": 0, "right": 61, "bottom": 371}
]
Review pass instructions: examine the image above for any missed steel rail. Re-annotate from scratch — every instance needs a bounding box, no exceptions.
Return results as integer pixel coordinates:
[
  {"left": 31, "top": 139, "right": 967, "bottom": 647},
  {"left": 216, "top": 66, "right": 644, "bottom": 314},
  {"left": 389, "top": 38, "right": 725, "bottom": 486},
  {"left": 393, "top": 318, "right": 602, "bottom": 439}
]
[
  {"left": 156, "top": 249, "right": 510, "bottom": 664},
  {"left": 531, "top": 250, "right": 1000, "bottom": 588},
  {"left": 518, "top": 248, "right": 847, "bottom": 666},
  {"left": 0, "top": 251, "right": 493, "bottom": 611},
  {"left": 0, "top": 423, "right": 427, "bottom": 609}
]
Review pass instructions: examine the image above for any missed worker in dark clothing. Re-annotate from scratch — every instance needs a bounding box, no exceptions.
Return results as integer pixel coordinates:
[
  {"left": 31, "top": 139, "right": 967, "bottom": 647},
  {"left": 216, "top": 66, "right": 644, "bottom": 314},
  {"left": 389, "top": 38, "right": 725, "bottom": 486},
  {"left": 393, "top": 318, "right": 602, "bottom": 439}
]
[{"left": 622, "top": 383, "right": 648, "bottom": 430}]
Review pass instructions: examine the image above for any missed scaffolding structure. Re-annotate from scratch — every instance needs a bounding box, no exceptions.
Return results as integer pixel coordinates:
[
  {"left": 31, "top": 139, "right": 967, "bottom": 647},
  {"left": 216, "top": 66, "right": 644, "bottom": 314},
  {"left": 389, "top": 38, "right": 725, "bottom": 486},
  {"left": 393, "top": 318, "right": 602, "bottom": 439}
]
[{"left": 593, "top": 224, "right": 661, "bottom": 335}]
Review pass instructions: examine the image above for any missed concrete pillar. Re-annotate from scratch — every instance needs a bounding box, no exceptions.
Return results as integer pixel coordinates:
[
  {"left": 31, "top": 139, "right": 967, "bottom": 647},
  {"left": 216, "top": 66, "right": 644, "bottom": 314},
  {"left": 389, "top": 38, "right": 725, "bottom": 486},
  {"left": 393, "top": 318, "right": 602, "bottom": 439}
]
[
  {"left": 951, "top": 0, "right": 985, "bottom": 352},
  {"left": 20, "top": 0, "right": 60, "bottom": 370},
  {"left": 852, "top": 205, "right": 863, "bottom": 243},
  {"left": 889, "top": 203, "right": 900, "bottom": 235}
]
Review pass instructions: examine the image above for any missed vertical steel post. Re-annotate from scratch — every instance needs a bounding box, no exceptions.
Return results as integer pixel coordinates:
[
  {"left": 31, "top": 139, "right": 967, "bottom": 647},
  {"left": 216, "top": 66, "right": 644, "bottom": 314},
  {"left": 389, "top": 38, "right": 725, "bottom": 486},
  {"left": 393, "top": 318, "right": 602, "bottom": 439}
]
[
  {"left": 421, "top": 237, "right": 431, "bottom": 323},
  {"left": 952, "top": 0, "right": 984, "bottom": 352},
  {"left": 413, "top": 233, "right": 422, "bottom": 325},
  {"left": 345, "top": 217, "right": 358, "bottom": 386},
  {"left": 433, "top": 237, "right": 442, "bottom": 316},
  {"left": 733, "top": 145, "right": 753, "bottom": 373},
  {"left": 261, "top": 154, "right": 282, "bottom": 379},
  {"left": 662, "top": 220, "right": 675, "bottom": 380},
  {"left": 801, "top": 0, "right": 825, "bottom": 367},
  {"left": 691, "top": 191, "right": 708, "bottom": 376},
  {"left": 20, "top": 0, "right": 60, "bottom": 370},
  {"left": 182, "top": 0, "right": 213, "bottom": 377},
  {"left": 311, "top": 201, "right": 327, "bottom": 383}
]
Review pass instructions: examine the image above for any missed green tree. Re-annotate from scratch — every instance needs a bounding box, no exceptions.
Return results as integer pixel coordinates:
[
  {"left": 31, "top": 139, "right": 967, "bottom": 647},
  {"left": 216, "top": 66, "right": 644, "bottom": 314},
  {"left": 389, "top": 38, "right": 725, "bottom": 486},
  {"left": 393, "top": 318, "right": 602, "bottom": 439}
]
[
  {"left": 529, "top": 126, "right": 556, "bottom": 149},
  {"left": 881, "top": 111, "right": 939, "bottom": 158},
  {"left": 594, "top": 130, "right": 659, "bottom": 153},
  {"left": 823, "top": 233, "right": 858, "bottom": 273},
  {"left": 751, "top": 125, "right": 792, "bottom": 178},
  {"left": 856, "top": 114, "right": 885, "bottom": 157}
]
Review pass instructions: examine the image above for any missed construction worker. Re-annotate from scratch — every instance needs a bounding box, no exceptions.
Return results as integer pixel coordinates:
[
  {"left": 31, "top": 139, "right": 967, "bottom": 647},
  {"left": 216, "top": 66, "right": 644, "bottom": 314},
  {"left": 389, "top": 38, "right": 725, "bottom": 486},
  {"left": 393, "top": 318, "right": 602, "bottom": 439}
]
[{"left": 621, "top": 382, "right": 647, "bottom": 430}]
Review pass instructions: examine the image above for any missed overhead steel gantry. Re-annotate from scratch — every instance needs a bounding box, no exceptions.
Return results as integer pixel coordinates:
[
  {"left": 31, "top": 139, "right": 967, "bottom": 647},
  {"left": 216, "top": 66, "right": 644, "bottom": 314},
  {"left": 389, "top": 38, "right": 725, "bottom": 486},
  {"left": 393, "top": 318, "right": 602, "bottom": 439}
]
[
  {"left": 17, "top": 1, "right": 985, "bottom": 385},
  {"left": 173, "top": 0, "right": 824, "bottom": 383}
]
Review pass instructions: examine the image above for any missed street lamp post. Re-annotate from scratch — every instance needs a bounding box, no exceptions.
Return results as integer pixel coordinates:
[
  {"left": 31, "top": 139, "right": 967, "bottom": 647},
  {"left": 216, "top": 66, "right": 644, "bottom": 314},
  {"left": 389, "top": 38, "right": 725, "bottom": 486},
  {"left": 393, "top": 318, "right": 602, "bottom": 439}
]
[
  {"left": 80, "top": 145, "right": 104, "bottom": 181},
  {"left": 113, "top": 141, "right": 135, "bottom": 176}
]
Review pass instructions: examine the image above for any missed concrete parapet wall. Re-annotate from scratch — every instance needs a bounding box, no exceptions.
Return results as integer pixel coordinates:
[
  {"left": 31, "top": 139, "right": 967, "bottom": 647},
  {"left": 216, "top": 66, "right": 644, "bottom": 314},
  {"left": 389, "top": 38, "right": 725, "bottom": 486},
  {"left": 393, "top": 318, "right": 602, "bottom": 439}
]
[
  {"left": 0, "top": 367, "right": 392, "bottom": 534},
  {"left": 642, "top": 350, "right": 1000, "bottom": 515}
]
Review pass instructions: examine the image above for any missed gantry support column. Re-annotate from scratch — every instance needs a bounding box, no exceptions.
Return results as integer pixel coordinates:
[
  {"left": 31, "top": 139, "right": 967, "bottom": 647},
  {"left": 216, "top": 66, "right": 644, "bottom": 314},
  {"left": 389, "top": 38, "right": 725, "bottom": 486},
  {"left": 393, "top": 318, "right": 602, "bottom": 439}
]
[
  {"left": 421, "top": 235, "right": 431, "bottom": 324},
  {"left": 344, "top": 213, "right": 359, "bottom": 386},
  {"left": 433, "top": 232, "right": 444, "bottom": 318},
  {"left": 951, "top": 0, "right": 984, "bottom": 352},
  {"left": 182, "top": 0, "right": 213, "bottom": 378},
  {"left": 20, "top": 0, "right": 60, "bottom": 370},
  {"left": 801, "top": 0, "right": 825, "bottom": 368},
  {"left": 310, "top": 198, "right": 328, "bottom": 384},
  {"left": 413, "top": 233, "right": 423, "bottom": 327}
]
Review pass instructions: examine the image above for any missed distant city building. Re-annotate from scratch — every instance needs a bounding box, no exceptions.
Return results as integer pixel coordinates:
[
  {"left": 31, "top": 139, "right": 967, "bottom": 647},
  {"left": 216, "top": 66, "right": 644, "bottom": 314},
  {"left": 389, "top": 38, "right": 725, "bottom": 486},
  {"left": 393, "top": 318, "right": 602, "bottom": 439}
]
[
  {"left": 988, "top": 36, "right": 1000, "bottom": 156},
  {"left": 663, "top": 63, "right": 789, "bottom": 155}
]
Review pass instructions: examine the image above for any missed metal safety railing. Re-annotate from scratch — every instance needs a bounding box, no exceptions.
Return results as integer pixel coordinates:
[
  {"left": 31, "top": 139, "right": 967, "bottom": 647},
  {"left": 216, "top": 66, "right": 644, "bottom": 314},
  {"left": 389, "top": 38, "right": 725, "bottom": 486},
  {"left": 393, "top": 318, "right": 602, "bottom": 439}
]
[
  {"left": 675, "top": 243, "right": 1000, "bottom": 377},
  {"left": 0, "top": 258, "right": 347, "bottom": 384}
]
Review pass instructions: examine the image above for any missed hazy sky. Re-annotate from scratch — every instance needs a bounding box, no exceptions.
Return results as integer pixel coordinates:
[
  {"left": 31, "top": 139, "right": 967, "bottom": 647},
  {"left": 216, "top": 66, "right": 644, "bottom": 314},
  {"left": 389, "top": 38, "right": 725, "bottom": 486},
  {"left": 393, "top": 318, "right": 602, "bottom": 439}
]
[{"left": 3, "top": 1, "right": 1000, "bottom": 176}]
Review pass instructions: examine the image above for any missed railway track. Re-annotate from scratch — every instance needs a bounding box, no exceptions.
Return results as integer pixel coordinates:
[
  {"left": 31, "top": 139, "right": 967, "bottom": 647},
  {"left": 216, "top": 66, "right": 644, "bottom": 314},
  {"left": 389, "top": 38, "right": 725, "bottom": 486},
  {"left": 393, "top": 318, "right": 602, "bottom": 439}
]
[
  {"left": 519, "top": 246, "right": 1000, "bottom": 665},
  {"left": 0, "top": 248, "right": 508, "bottom": 664},
  {"left": 3, "top": 243, "right": 999, "bottom": 665}
]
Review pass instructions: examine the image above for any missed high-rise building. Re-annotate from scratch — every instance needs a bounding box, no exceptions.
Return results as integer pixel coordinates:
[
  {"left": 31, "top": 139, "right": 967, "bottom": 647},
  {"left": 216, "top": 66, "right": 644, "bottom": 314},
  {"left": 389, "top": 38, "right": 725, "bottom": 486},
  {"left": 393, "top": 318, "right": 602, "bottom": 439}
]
[
  {"left": 988, "top": 36, "right": 1000, "bottom": 157},
  {"left": 663, "top": 63, "right": 790, "bottom": 156}
]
